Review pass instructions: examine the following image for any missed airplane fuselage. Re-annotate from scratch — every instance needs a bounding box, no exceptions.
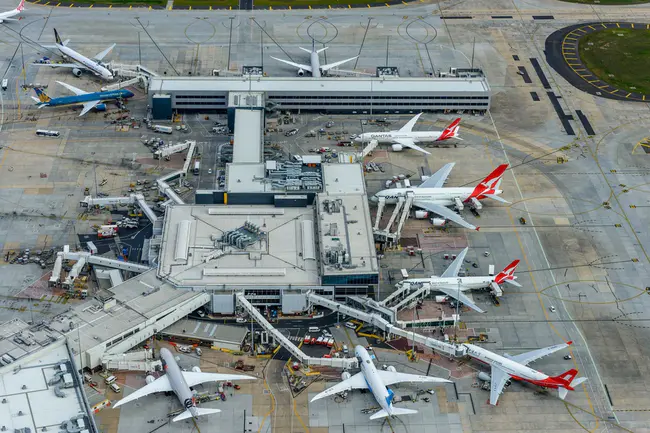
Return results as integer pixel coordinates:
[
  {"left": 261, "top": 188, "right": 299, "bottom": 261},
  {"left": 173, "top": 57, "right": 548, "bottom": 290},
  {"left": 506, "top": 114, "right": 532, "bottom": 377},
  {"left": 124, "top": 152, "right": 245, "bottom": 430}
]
[
  {"left": 355, "top": 346, "right": 395, "bottom": 415},
  {"left": 358, "top": 131, "right": 443, "bottom": 144},
  {"left": 402, "top": 276, "right": 497, "bottom": 291},
  {"left": 373, "top": 187, "right": 475, "bottom": 206},
  {"left": 463, "top": 344, "right": 551, "bottom": 384},
  {"left": 0, "top": 9, "right": 19, "bottom": 20},
  {"left": 58, "top": 44, "right": 113, "bottom": 80},
  {"left": 310, "top": 51, "right": 322, "bottom": 78},
  {"left": 40, "top": 89, "right": 133, "bottom": 108},
  {"left": 160, "top": 347, "right": 200, "bottom": 418}
]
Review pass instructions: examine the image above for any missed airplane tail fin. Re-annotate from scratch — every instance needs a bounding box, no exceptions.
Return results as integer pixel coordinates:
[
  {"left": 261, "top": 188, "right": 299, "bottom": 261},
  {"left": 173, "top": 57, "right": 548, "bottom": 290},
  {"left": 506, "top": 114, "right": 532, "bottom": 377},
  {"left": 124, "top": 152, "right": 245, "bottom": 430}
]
[
  {"left": 557, "top": 374, "right": 587, "bottom": 400},
  {"left": 437, "top": 118, "right": 461, "bottom": 141},
  {"left": 54, "top": 28, "right": 62, "bottom": 45},
  {"left": 16, "top": 0, "right": 25, "bottom": 11},
  {"left": 467, "top": 164, "right": 509, "bottom": 201},
  {"left": 494, "top": 260, "right": 520, "bottom": 285},
  {"left": 550, "top": 369, "right": 579, "bottom": 389},
  {"left": 369, "top": 407, "right": 418, "bottom": 420},
  {"left": 33, "top": 87, "right": 51, "bottom": 103},
  {"left": 172, "top": 407, "right": 221, "bottom": 422}
]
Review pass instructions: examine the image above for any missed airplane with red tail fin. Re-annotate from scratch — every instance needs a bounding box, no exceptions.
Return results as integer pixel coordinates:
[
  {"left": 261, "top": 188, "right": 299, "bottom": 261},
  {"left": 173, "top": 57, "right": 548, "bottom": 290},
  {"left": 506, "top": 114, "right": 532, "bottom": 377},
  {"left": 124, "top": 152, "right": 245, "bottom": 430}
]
[
  {"left": 394, "top": 247, "right": 520, "bottom": 313},
  {"left": 0, "top": 0, "right": 25, "bottom": 22},
  {"left": 463, "top": 341, "right": 587, "bottom": 405},
  {"left": 371, "top": 163, "right": 509, "bottom": 230},
  {"left": 354, "top": 114, "right": 462, "bottom": 155}
]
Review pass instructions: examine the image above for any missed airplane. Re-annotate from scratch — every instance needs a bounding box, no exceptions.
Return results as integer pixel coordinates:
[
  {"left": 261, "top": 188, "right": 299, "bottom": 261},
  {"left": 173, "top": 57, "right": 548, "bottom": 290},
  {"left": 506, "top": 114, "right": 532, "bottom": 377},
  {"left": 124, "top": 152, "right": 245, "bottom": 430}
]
[
  {"left": 270, "top": 40, "right": 359, "bottom": 78},
  {"left": 311, "top": 345, "right": 451, "bottom": 420},
  {"left": 354, "top": 113, "right": 462, "bottom": 155},
  {"left": 0, "top": 0, "right": 25, "bottom": 23},
  {"left": 370, "top": 162, "right": 509, "bottom": 231},
  {"left": 113, "top": 347, "right": 257, "bottom": 422},
  {"left": 463, "top": 341, "right": 587, "bottom": 405},
  {"left": 33, "top": 29, "right": 115, "bottom": 80},
  {"left": 31, "top": 81, "right": 134, "bottom": 116},
  {"left": 395, "top": 247, "right": 520, "bottom": 313}
]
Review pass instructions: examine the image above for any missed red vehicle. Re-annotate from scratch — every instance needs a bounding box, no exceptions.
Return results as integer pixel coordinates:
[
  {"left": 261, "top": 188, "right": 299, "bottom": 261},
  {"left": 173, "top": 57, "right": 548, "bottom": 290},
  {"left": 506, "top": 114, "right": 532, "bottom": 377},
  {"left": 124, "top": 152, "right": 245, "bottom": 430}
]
[
  {"left": 303, "top": 335, "right": 311, "bottom": 345},
  {"left": 310, "top": 337, "right": 317, "bottom": 345}
]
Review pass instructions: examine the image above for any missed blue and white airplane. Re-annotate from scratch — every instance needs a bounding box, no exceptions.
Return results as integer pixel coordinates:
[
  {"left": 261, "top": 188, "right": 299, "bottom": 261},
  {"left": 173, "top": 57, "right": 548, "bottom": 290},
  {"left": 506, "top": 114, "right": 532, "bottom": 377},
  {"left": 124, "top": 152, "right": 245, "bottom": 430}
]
[
  {"left": 32, "top": 81, "right": 134, "bottom": 116},
  {"left": 311, "top": 346, "right": 451, "bottom": 420}
]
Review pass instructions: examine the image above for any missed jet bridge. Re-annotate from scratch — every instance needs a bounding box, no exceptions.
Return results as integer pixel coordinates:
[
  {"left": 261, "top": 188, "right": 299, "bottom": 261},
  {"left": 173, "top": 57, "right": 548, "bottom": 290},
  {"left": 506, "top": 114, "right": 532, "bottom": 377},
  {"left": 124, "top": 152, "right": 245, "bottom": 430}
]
[
  {"left": 307, "top": 292, "right": 463, "bottom": 358},
  {"left": 61, "top": 250, "right": 151, "bottom": 273},
  {"left": 235, "top": 293, "right": 358, "bottom": 369},
  {"left": 80, "top": 193, "right": 158, "bottom": 223},
  {"left": 391, "top": 283, "right": 431, "bottom": 312}
]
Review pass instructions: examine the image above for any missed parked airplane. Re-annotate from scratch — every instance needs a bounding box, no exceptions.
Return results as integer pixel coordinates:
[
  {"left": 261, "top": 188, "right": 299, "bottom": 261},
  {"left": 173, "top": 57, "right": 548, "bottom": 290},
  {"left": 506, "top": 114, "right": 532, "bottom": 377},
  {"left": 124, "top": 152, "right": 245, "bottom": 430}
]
[
  {"left": 371, "top": 163, "right": 509, "bottom": 231},
  {"left": 33, "top": 29, "right": 115, "bottom": 80},
  {"left": 0, "top": 0, "right": 25, "bottom": 22},
  {"left": 113, "top": 347, "right": 256, "bottom": 422},
  {"left": 355, "top": 114, "right": 461, "bottom": 155},
  {"left": 270, "top": 41, "right": 358, "bottom": 78},
  {"left": 463, "top": 341, "right": 587, "bottom": 405},
  {"left": 396, "top": 248, "right": 519, "bottom": 313},
  {"left": 311, "top": 345, "right": 450, "bottom": 420},
  {"left": 31, "top": 81, "right": 134, "bottom": 116}
]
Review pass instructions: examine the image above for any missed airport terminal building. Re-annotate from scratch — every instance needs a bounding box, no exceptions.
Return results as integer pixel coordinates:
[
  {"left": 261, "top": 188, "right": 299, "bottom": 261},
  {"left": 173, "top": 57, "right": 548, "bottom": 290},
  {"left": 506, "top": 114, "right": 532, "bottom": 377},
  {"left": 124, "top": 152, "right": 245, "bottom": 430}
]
[{"left": 148, "top": 72, "right": 491, "bottom": 118}]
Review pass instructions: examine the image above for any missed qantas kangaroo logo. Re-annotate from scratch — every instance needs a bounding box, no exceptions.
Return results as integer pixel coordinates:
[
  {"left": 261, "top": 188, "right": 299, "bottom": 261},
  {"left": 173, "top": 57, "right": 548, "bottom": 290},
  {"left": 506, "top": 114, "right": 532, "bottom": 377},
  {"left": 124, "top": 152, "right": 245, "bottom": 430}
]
[
  {"left": 436, "top": 118, "right": 461, "bottom": 141},
  {"left": 467, "top": 164, "right": 508, "bottom": 201},
  {"left": 494, "top": 260, "right": 519, "bottom": 284}
]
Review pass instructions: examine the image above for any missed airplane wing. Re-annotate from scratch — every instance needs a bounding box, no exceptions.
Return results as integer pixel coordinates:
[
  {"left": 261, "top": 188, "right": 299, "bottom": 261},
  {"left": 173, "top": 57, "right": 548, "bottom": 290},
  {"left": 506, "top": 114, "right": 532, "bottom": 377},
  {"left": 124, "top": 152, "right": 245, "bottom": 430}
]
[
  {"left": 397, "top": 113, "right": 423, "bottom": 133},
  {"left": 489, "top": 366, "right": 511, "bottom": 406},
  {"left": 310, "top": 372, "right": 367, "bottom": 402},
  {"left": 376, "top": 370, "right": 451, "bottom": 387},
  {"left": 79, "top": 101, "right": 100, "bottom": 117},
  {"left": 270, "top": 56, "right": 312, "bottom": 73},
  {"left": 504, "top": 341, "right": 572, "bottom": 366},
  {"left": 434, "top": 284, "right": 485, "bottom": 313},
  {"left": 413, "top": 201, "right": 477, "bottom": 230},
  {"left": 113, "top": 375, "right": 172, "bottom": 408},
  {"left": 392, "top": 138, "right": 431, "bottom": 155},
  {"left": 92, "top": 43, "right": 116, "bottom": 62},
  {"left": 419, "top": 163, "right": 455, "bottom": 188},
  {"left": 320, "top": 56, "right": 358, "bottom": 72},
  {"left": 33, "top": 63, "right": 89, "bottom": 70},
  {"left": 57, "top": 81, "right": 89, "bottom": 95},
  {"left": 181, "top": 371, "right": 257, "bottom": 388},
  {"left": 440, "top": 247, "right": 468, "bottom": 278}
]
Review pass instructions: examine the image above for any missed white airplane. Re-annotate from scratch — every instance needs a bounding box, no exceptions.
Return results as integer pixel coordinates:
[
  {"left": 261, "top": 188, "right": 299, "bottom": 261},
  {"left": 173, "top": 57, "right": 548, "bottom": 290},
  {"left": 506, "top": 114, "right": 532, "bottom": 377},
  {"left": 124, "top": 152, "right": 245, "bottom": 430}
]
[
  {"left": 113, "top": 347, "right": 257, "bottom": 422},
  {"left": 355, "top": 114, "right": 461, "bottom": 155},
  {"left": 311, "top": 345, "right": 451, "bottom": 420},
  {"left": 371, "top": 162, "right": 509, "bottom": 231},
  {"left": 270, "top": 40, "right": 359, "bottom": 78},
  {"left": 0, "top": 0, "right": 25, "bottom": 23},
  {"left": 396, "top": 247, "right": 520, "bottom": 313},
  {"left": 463, "top": 341, "right": 587, "bottom": 405},
  {"left": 33, "top": 29, "right": 115, "bottom": 80}
]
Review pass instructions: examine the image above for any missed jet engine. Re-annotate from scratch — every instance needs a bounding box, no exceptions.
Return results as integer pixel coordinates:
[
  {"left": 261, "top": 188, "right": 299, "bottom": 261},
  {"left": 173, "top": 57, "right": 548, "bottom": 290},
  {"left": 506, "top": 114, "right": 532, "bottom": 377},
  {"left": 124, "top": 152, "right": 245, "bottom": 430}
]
[
  {"left": 95, "top": 103, "right": 106, "bottom": 112},
  {"left": 431, "top": 218, "right": 446, "bottom": 227},
  {"left": 297, "top": 69, "right": 305, "bottom": 77},
  {"left": 477, "top": 372, "right": 491, "bottom": 383},
  {"left": 386, "top": 366, "right": 396, "bottom": 373},
  {"left": 192, "top": 366, "right": 202, "bottom": 373},
  {"left": 145, "top": 375, "right": 156, "bottom": 384},
  {"left": 391, "top": 144, "right": 403, "bottom": 152},
  {"left": 72, "top": 68, "right": 82, "bottom": 77},
  {"left": 341, "top": 372, "right": 351, "bottom": 381}
]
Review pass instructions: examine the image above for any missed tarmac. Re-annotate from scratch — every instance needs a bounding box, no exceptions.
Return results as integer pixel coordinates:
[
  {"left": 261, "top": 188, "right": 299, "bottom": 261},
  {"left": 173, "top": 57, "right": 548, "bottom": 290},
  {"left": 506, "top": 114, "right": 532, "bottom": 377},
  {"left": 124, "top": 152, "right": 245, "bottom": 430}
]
[{"left": 0, "top": 0, "right": 648, "bottom": 432}]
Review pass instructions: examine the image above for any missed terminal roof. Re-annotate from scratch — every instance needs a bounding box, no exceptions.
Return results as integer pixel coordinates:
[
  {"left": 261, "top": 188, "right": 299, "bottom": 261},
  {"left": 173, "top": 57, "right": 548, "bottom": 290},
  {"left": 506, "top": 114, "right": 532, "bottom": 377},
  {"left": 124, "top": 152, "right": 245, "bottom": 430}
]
[{"left": 158, "top": 205, "right": 320, "bottom": 286}]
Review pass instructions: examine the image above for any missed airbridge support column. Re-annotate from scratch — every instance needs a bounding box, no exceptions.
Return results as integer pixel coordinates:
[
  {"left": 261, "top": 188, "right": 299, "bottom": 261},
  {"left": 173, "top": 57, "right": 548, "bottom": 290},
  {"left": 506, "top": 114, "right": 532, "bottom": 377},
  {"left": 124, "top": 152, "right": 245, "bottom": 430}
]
[{"left": 235, "top": 293, "right": 358, "bottom": 370}]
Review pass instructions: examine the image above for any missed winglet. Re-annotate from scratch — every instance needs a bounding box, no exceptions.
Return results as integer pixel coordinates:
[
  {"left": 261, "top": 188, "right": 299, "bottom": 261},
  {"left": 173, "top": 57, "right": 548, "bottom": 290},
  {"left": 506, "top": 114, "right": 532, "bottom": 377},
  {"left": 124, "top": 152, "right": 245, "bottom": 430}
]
[{"left": 475, "top": 226, "right": 480, "bottom": 231}]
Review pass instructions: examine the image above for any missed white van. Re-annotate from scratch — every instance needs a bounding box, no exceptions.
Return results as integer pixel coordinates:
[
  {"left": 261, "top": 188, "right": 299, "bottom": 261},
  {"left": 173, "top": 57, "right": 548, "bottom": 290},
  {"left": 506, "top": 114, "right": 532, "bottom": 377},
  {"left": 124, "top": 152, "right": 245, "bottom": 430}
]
[
  {"left": 342, "top": 344, "right": 349, "bottom": 355},
  {"left": 109, "top": 383, "right": 121, "bottom": 393},
  {"left": 1, "top": 79, "right": 7, "bottom": 91},
  {"left": 308, "top": 326, "right": 319, "bottom": 333},
  {"left": 345, "top": 321, "right": 356, "bottom": 330},
  {"left": 104, "top": 375, "right": 117, "bottom": 385}
]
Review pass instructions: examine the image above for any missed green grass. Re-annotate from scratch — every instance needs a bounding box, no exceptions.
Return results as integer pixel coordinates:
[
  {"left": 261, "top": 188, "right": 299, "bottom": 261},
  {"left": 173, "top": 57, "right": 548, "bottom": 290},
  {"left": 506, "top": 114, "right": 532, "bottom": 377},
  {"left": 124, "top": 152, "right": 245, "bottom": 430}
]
[
  {"left": 579, "top": 28, "right": 650, "bottom": 95},
  {"left": 561, "top": 0, "right": 649, "bottom": 4},
  {"left": 65, "top": 0, "right": 383, "bottom": 6},
  {"left": 173, "top": 0, "right": 236, "bottom": 6}
]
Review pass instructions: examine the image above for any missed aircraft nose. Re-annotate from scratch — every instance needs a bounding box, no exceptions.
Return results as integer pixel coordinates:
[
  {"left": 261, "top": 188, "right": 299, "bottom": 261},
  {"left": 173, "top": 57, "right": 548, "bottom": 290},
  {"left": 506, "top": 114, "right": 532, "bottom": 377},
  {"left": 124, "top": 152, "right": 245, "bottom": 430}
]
[{"left": 369, "top": 195, "right": 378, "bottom": 203}]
